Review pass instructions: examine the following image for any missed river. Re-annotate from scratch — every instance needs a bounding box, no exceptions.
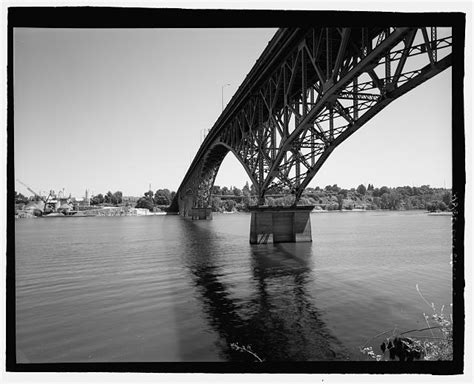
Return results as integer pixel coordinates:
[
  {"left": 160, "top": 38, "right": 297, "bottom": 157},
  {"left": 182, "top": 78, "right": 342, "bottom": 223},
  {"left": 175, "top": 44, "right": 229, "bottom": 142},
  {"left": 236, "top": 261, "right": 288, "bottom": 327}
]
[{"left": 14, "top": 210, "right": 452, "bottom": 362}]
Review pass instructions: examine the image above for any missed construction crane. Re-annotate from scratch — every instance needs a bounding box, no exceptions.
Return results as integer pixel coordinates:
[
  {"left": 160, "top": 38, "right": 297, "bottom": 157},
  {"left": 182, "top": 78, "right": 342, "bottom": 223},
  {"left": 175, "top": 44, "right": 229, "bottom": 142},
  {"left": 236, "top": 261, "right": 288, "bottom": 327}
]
[
  {"left": 16, "top": 179, "right": 42, "bottom": 199},
  {"left": 16, "top": 179, "right": 54, "bottom": 205}
]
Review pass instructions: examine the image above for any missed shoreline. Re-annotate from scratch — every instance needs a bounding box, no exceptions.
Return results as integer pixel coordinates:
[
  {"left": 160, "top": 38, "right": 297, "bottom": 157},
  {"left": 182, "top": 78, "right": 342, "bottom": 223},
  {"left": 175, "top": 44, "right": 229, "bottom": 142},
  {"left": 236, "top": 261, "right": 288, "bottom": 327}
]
[
  {"left": 15, "top": 208, "right": 452, "bottom": 219},
  {"left": 212, "top": 208, "right": 451, "bottom": 215}
]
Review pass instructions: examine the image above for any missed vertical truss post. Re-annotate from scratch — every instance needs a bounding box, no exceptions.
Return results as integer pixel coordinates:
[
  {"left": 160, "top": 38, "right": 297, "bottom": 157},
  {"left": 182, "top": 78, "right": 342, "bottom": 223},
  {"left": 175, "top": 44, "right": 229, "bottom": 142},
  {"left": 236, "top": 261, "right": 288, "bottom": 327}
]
[
  {"left": 258, "top": 99, "right": 264, "bottom": 186},
  {"left": 283, "top": 64, "right": 289, "bottom": 138},
  {"left": 295, "top": 149, "right": 301, "bottom": 191},
  {"left": 333, "top": 28, "right": 351, "bottom": 83},
  {"left": 421, "top": 27, "right": 435, "bottom": 66},
  {"left": 302, "top": 48, "right": 307, "bottom": 116},
  {"left": 284, "top": 106, "right": 289, "bottom": 138},
  {"left": 431, "top": 27, "right": 437, "bottom": 62},
  {"left": 362, "top": 27, "right": 372, "bottom": 56},
  {"left": 329, "top": 103, "right": 334, "bottom": 141},
  {"left": 362, "top": 28, "right": 366, "bottom": 56},
  {"left": 353, "top": 77, "right": 359, "bottom": 120},
  {"left": 326, "top": 28, "right": 331, "bottom": 80},
  {"left": 311, "top": 128, "right": 315, "bottom": 167},
  {"left": 271, "top": 120, "right": 276, "bottom": 161},
  {"left": 231, "top": 123, "right": 235, "bottom": 147},
  {"left": 367, "top": 28, "right": 372, "bottom": 53},
  {"left": 385, "top": 28, "right": 391, "bottom": 85}
]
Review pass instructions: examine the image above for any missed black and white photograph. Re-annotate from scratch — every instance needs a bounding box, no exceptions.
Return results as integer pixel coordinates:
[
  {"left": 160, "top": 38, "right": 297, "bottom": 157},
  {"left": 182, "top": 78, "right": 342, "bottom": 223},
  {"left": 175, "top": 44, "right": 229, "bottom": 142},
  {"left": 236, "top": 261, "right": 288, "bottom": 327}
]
[{"left": 3, "top": 2, "right": 469, "bottom": 379}]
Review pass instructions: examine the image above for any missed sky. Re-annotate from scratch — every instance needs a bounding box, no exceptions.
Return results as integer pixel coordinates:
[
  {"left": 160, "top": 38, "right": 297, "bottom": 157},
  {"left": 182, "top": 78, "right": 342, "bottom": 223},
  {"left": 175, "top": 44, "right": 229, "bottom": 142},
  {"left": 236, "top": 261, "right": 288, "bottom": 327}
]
[
  {"left": 3, "top": 4, "right": 472, "bottom": 383},
  {"left": 14, "top": 27, "right": 452, "bottom": 199}
]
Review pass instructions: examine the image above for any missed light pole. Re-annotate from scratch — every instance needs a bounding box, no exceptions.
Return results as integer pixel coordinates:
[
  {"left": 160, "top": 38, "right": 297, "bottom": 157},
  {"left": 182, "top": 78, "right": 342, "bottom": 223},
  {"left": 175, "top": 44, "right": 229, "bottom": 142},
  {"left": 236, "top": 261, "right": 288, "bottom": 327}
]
[
  {"left": 200, "top": 128, "right": 209, "bottom": 143},
  {"left": 221, "top": 83, "right": 230, "bottom": 111}
]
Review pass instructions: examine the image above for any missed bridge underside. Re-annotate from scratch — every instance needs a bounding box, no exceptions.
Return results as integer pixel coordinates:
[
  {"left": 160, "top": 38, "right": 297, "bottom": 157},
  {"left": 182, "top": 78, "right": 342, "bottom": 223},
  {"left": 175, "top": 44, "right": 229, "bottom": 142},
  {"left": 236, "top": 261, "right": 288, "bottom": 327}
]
[{"left": 170, "top": 26, "right": 452, "bottom": 242}]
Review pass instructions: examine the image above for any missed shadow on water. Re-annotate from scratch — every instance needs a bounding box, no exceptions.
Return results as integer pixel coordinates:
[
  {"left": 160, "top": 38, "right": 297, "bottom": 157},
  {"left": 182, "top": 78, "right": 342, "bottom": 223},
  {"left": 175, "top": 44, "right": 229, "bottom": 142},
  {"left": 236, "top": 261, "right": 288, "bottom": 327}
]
[{"left": 177, "top": 218, "right": 349, "bottom": 362}]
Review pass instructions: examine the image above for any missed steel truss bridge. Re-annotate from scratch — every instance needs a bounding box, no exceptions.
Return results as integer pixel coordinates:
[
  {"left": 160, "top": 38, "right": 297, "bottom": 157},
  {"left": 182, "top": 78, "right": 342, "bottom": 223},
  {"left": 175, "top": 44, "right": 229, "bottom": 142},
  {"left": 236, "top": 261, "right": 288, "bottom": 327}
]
[{"left": 170, "top": 27, "right": 452, "bottom": 215}]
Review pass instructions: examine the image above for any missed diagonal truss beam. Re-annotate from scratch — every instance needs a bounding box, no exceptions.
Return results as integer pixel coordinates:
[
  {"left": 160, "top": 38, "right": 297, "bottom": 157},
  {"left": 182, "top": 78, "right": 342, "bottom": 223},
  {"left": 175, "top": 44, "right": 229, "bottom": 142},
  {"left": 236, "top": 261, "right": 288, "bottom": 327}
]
[
  {"left": 260, "top": 27, "right": 412, "bottom": 194},
  {"left": 172, "top": 26, "right": 453, "bottom": 213},
  {"left": 293, "top": 54, "right": 452, "bottom": 200}
]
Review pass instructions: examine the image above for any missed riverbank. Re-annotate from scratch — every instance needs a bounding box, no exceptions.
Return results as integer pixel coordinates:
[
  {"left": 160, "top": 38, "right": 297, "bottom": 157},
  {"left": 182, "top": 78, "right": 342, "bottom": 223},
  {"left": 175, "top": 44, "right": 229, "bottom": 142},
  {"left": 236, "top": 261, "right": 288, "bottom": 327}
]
[
  {"left": 16, "top": 206, "right": 452, "bottom": 219},
  {"left": 209, "top": 185, "right": 452, "bottom": 213},
  {"left": 15, "top": 206, "right": 167, "bottom": 219},
  {"left": 213, "top": 208, "right": 451, "bottom": 215}
]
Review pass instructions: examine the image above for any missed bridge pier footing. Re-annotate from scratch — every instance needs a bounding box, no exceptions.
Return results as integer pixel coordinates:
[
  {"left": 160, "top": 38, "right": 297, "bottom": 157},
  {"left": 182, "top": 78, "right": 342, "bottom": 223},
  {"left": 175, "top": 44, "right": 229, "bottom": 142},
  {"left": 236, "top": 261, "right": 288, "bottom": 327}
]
[
  {"left": 249, "top": 205, "right": 314, "bottom": 244},
  {"left": 191, "top": 207, "right": 212, "bottom": 220}
]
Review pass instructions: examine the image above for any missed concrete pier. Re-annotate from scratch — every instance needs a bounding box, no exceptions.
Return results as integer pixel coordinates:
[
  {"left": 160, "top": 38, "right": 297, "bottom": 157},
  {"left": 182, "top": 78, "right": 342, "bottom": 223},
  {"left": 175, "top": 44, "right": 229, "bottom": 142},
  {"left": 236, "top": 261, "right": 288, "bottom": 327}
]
[
  {"left": 249, "top": 206, "right": 314, "bottom": 244},
  {"left": 191, "top": 207, "right": 212, "bottom": 220}
]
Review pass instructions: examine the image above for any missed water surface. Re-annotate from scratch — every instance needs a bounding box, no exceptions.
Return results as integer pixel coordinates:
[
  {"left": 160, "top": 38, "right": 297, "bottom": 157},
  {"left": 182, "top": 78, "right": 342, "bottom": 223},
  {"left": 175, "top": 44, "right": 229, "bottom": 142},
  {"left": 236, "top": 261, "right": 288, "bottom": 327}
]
[{"left": 15, "top": 210, "right": 452, "bottom": 362}]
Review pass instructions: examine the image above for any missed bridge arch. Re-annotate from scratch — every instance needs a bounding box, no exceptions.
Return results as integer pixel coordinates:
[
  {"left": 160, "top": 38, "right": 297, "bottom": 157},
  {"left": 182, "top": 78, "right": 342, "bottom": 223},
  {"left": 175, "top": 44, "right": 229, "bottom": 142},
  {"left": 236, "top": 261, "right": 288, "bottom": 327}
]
[
  {"left": 208, "top": 142, "right": 260, "bottom": 189},
  {"left": 172, "top": 26, "right": 453, "bottom": 214},
  {"left": 176, "top": 142, "right": 260, "bottom": 215}
]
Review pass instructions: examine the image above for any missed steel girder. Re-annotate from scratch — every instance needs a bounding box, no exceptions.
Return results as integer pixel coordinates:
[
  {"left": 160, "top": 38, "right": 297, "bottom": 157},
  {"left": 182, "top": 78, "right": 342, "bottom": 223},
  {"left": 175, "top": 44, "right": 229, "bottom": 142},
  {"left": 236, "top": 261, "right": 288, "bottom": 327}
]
[{"left": 173, "top": 27, "right": 452, "bottom": 211}]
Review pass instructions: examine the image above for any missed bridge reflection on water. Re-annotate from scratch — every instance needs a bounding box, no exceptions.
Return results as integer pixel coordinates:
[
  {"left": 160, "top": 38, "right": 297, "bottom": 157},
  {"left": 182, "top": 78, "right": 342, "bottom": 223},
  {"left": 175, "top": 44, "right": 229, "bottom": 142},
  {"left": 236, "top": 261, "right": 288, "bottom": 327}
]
[
  {"left": 14, "top": 212, "right": 452, "bottom": 363},
  {"left": 178, "top": 218, "right": 348, "bottom": 361}
]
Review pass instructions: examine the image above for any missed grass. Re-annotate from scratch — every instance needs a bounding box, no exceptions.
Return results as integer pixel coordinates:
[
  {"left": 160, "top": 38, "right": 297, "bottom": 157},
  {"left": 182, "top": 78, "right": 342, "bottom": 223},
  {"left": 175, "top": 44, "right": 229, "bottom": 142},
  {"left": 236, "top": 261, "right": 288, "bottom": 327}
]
[
  {"left": 230, "top": 342, "right": 264, "bottom": 362},
  {"left": 360, "top": 284, "right": 452, "bottom": 361}
]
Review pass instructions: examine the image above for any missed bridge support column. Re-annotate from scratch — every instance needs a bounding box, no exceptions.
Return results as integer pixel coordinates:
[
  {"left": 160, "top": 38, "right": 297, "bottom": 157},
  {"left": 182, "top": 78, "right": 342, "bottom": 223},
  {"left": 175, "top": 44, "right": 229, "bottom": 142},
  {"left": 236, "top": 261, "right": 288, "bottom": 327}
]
[
  {"left": 249, "top": 206, "right": 314, "bottom": 244},
  {"left": 178, "top": 193, "right": 195, "bottom": 217},
  {"left": 191, "top": 207, "right": 213, "bottom": 220}
]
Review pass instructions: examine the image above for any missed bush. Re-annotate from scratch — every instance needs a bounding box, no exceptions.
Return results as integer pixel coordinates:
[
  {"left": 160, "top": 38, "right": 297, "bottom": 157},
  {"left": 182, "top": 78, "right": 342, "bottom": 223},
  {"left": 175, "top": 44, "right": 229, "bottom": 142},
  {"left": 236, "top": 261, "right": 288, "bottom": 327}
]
[
  {"left": 437, "top": 201, "right": 448, "bottom": 211},
  {"left": 135, "top": 197, "right": 155, "bottom": 211},
  {"left": 224, "top": 199, "right": 236, "bottom": 212},
  {"left": 360, "top": 285, "right": 452, "bottom": 361}
]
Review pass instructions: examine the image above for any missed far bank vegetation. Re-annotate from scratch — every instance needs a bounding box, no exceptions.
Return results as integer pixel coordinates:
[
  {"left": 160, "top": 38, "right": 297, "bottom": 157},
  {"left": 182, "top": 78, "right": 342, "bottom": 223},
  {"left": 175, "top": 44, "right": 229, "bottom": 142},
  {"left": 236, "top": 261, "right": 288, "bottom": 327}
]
[
  {"left": 15, "top": 184, "right": 453, "bottom": 214},
  {"left": 208, "top": 183, "right": 453, "bottom": 213}
]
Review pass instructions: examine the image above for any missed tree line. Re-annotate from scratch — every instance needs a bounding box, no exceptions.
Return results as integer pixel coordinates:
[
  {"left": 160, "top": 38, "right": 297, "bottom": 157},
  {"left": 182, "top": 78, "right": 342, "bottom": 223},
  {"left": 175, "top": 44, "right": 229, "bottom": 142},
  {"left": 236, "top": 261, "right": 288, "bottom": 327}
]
[
  {"left": 15, "top": 183, "right": 453, "bottom": 213},
  {"left": 90, "top": 191, "right": 123, "bottom": 206},
  {"left": 90, "top": 189, "right": 177, "bottom": 211},
  {"left": 299, "top": 184, "right": 453, "bottom": 212},
  {"left": 210, "top": 183, "right": 453, "bottom": 213},
  {"left": 135, "top": 189, "right": 176, "bottom": 211}
]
